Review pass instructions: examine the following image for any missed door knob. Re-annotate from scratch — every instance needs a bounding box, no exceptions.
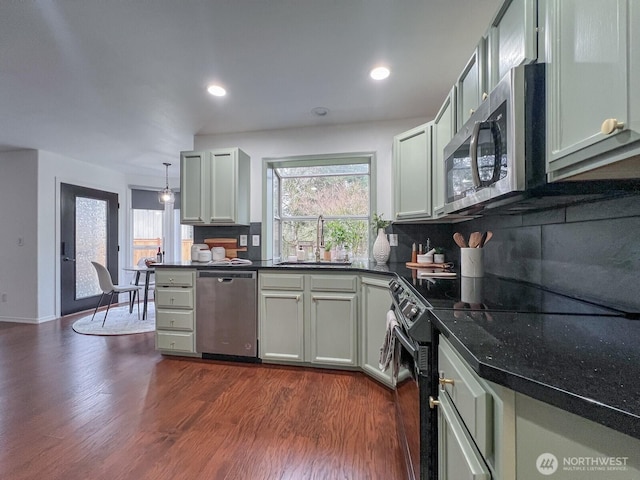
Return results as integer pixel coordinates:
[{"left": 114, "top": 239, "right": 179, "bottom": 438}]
[{"left": 601, "top": 118, "right": 624, "bottom": 135}]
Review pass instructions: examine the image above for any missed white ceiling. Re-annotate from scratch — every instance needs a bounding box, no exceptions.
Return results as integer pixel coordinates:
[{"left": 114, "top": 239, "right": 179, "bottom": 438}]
[{"left": 0, "top": 0, "right": 503, "bottom": 175}]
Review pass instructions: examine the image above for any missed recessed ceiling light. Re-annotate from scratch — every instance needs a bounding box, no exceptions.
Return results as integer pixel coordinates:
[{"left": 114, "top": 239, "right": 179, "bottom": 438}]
[
  {"left": 370, "top": 66, "right": 390, "bottom": 80},
  {"left": 207, "top": 84, "right": 227, "bottom": 97},
  {"left": 311, "top": 107, "right": 329, "bottom": 117}
]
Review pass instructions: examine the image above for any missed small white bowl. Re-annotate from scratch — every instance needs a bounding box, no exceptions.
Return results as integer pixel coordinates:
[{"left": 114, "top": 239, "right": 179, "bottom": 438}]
[{"left": 416, "top": 254, "right": 434, "bottom": 264}]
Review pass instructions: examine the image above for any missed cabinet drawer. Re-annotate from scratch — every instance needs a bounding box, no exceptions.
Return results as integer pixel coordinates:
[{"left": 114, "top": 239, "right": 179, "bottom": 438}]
[
  {"left": 156, "top": 331, "right": 194, "bottom": 352},
  {"left": 155, "top": 288, "right": 194, "bottom": 309},
  {"left": 260, "top": 273, "right": 305, "bottom": 291},
  {"left": 310, "top": 274, "right": 357, "bottom": 292},
  {"left": 439, "top": 337, "right": 493, "bottom": 458},
  {"left": 155, "top": 269, "right": 194, "bottom": 287},
  {"left": 156, "top": 309, "right": 194, "bottom": 331}
]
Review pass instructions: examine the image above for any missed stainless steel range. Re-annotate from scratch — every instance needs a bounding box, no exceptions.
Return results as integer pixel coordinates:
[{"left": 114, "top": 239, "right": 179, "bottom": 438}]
[{"left": 389, "top": 277, "right": 436, "bottom": 480}]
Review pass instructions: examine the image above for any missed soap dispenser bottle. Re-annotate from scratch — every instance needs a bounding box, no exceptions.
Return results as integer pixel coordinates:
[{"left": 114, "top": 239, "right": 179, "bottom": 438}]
[{"left": 296, "top": 246, "right": 305, "bottom": 261}]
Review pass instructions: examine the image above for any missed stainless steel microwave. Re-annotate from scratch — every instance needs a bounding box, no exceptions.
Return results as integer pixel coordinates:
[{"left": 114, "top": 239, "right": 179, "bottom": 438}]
[{"left": 443, "top": 63, "right": 546, "bottom": 214}]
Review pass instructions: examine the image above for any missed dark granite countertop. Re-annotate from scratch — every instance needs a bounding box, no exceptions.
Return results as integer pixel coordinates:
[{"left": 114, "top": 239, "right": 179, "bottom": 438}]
[
  {"left": 154, "top": 259, "right": 398, "bottom": 276},
  {"left": 429, "top": 308, "right": 640, "bottom": 439}
]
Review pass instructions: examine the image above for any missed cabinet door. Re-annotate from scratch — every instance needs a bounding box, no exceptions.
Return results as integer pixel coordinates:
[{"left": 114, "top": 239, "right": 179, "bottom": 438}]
[
  {"left": 208, "top": 151, "right": 237, "bottom": 223},
  {"left": 487, "top": 0, "right": 538, "bottom": 90},
  {"left": 259, "top": 291, "right": 305, "bottom": 362},
  {"left": 310, "top": 292, "right": 358, "bottom": 366},
  {"left": 360, "top": 277, "right": 394, "bottom": 387},
  {"left": 180, "top": 151, "right": 206, "bottom": 224},
  {"left": 544, "top": 0, "right": 639, "bottom": 180},
  {"left": 393, "top": 123, "right": 432, "bottom": 221},
  {"left": 457, "top": 38, "right": 487, "bottom": 130},
  {"left": 432, "top": 88, "right": 456, "bottom": 218},
  {"left": 438, "top": 393, "right": 492, "bottom": 480}
]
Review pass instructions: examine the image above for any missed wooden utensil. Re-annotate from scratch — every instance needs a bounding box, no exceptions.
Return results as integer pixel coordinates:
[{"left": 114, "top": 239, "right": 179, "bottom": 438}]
[
  {"left": 477, "top": 231, "right": 488, "bottom": 248},
  {"left": 480, "top": 231, "right": 493, "bottom": 247},
  {"left": 468, "top": 231, "right": 482, "bottom": 248},
  {"left": 453, "top": 232, "right": 467, "bottom": 248}
]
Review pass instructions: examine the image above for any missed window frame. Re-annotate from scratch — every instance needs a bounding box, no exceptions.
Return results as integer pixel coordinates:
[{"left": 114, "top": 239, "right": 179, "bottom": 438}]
[{"left": 262, "top": 152, "right": 377, "bottom": 262}]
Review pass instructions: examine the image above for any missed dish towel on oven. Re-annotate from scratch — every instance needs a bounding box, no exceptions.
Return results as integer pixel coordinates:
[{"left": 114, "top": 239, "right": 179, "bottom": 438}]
[{"left": 379, "top": 310, "right": 398, "bottom": 371}]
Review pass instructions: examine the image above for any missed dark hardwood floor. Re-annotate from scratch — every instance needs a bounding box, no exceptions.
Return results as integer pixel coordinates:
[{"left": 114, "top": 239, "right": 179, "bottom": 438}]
[{"left": 0, "top": 312, "right": 405, "bottom": 480}]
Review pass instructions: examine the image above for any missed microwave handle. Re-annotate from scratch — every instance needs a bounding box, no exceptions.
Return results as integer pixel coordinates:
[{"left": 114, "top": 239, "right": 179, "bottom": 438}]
[
  {"left": 470, "top": 121, "right": 483, "bottom": 188},
  {"left": 470, "top": 120, "right": 503, "bottom": 188}
]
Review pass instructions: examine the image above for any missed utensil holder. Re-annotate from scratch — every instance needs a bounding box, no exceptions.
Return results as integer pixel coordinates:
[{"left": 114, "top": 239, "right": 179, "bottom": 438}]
[
  {"left": 461, "top": 276, "right": 483, "bottom": 303},
  {"left": 460, "top": 248, "right": 484, "bottom": 277}
]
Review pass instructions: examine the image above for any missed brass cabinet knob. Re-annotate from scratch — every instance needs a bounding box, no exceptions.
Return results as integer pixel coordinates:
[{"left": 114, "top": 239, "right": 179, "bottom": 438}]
[
  {"left": 469, "top": 108, "right": 475, "bottom": 116},
  {"left": 439, "top": 377, "right": 455, "bottom": 386},
  {"left": 601, "top": 118, "right": 624, "bottom": 135},
  {"left": 429, "top": 396, "right": 440, "bottom": 409},
  {"left": 482, "top": 92, "right": 488, "bottom": 101}
]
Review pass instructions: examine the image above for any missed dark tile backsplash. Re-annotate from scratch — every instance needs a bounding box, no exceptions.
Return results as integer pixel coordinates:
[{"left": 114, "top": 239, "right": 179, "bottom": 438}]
[
  {"left": 195, "top": 193, "right": 640, "bottom": 311},
  {"left": 194, "top": 223, "right": 262, "bottom": 261},
  {"left": 441, "top": 194, "right": 640, "bottom": 312}
]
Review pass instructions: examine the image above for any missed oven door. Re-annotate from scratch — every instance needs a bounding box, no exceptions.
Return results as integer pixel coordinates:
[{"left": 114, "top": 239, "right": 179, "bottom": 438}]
[{"left": 394, "top": 325, "right": 421, "bottom": 480}]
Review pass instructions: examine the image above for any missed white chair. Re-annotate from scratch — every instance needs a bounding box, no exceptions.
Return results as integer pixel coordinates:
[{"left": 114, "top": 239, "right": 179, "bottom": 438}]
[{"left": 91, "top": 261, "right": 142, "bottom": 327}]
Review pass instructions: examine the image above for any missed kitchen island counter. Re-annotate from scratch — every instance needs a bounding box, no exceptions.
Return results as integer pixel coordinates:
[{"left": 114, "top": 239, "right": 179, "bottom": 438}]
[{"left": 429, "top": 307, "right": 640, "bottom": 440}]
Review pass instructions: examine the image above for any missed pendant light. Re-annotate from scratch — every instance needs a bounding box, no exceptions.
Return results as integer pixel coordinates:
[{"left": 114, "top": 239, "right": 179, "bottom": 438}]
[{"left": 158, "top": 162, "right": 175, "bottom": 204}]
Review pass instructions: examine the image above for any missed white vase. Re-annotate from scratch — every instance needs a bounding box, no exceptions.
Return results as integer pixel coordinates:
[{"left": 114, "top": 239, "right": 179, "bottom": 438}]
[{"left": 372, "top": 228, "right": 391, "bottom": 264}]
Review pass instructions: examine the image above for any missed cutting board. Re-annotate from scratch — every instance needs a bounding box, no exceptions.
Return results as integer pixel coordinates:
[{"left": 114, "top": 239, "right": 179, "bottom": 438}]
[
  {"left": 406, "top": 262, "right": 452, "bottom": 269},
  {"left": 204, "top": 238, "right": 248, "bottom": 259}
]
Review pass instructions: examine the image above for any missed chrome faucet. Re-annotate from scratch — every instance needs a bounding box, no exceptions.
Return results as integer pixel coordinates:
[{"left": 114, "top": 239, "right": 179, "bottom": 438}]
[{"left": 315, "top": 215, "right": 325, "bottom": 262}]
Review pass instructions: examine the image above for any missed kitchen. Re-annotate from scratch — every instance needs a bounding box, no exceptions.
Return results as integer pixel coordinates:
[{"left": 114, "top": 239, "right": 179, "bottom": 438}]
[{"left": 1, "top": 0, "right": 640, "bottom": 479}]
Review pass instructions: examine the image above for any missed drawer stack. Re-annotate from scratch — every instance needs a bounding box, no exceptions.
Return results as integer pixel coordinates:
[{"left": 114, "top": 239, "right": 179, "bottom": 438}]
[{"left": 155, "top": 269, "right": 196, "bottom": 354}]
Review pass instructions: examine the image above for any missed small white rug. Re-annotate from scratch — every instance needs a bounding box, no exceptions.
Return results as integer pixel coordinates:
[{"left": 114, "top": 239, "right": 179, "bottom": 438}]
[{"left": 72, "top": 304, "right": 155, "bottom": 336}]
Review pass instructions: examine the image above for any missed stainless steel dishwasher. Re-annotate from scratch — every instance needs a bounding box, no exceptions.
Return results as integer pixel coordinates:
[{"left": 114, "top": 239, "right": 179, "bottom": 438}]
[{"left": 196, "top": 271, "right": 258, "bottom": 360}]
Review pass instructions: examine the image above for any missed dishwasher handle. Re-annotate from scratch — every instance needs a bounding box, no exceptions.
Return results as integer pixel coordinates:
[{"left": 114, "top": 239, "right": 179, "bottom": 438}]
[{"left": 197, "top": 271, "right": 255, "bottom": 280}]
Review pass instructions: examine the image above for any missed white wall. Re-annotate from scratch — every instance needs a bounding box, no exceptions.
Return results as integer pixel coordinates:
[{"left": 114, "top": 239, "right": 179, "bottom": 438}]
[
  {"left": 0, "top": 148, "right": 177, "bottom": 323},
  {"left": 0, "top": 150, "right": 39, "bottom": 322},
  {"left": 193, "top": 118, "right": 427, "bottom": 221}
]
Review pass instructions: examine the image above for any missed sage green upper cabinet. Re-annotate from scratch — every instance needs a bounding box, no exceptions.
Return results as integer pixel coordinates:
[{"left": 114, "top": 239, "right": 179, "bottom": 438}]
[
  {"left": 457, "top": 38, "right": 488, "bottom": 130},
  {"left": 180, "top": 148, "right": 250, "bottom": 225},
  {"left": 486, "top": 0, "right": 538, "bottom": 91},
  {"left": 543, "top": 0, "right": 640, "bottom": 181},
  {"left": 432, "top": 88, "right": 456, "bottom": 218},
  {"left": 393, "top": 123, "right": 432, "bottom": 221}
]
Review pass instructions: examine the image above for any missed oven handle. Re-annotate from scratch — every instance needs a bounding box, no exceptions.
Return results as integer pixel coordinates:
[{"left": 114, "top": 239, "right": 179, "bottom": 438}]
[{"left": 393, "top": 325, "right": 417, "bottom": 359}]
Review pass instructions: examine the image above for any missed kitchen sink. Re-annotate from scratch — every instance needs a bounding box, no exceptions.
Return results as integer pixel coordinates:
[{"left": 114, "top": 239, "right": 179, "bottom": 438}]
[{"left": 276, "top": 261, "right": 352, "bottom": 268}]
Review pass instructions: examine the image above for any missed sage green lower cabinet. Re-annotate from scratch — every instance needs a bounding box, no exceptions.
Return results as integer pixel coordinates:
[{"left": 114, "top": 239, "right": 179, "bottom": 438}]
[
  {"left": 309, "top": 274, "right": 358, "bottom": 367},
  {"left": 360, "top": 275, "right": 394, "bottom": 387},
  {"left": 259, "top": 273, "right": 305, "bottom": 363},
  {"left": 515, "top": 394, "right": 640, "bottom": 479},
  {"left": 436, "top": 335, "right": 516, "bottom": 480},
  {"left": 258, "top": 272, "right": 358, "bottom": 368},
  {"left": 438, "top": 392, "right": 492, "bottom": 480},
  {"left": 155, "top": 269, "right": 197, "bottom": 355},
  {"left": 309, "top": 292, "right": 357, "bottom": 365}
]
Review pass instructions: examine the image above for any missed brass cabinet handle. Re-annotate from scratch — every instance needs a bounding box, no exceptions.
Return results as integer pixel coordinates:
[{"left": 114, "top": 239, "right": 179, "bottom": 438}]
[
  {"left": 601, "top": 118, "right": 624, "bottom": 135},
  {"left": 429, "top": 396, "right": 440, "bottom": 409},
  {"left": 439, "top": 377, "right": 455, "bottom": 386}
]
